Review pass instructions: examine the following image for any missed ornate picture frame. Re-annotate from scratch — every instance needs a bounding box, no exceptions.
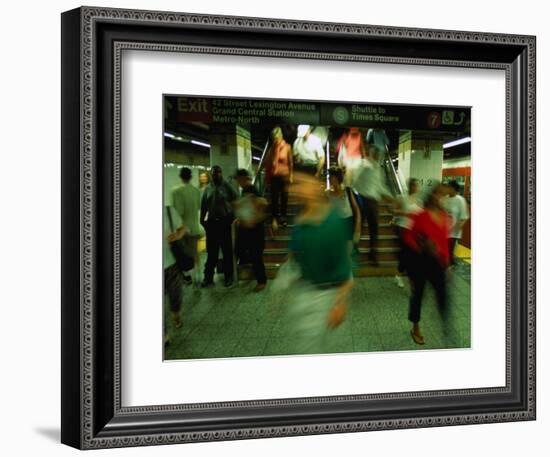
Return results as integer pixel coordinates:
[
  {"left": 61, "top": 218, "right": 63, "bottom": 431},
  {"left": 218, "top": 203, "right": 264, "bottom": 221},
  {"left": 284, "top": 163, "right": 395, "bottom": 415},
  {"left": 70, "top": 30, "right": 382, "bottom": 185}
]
[{"left": 61, "top": 6, "right": 536, "bottom": 449}]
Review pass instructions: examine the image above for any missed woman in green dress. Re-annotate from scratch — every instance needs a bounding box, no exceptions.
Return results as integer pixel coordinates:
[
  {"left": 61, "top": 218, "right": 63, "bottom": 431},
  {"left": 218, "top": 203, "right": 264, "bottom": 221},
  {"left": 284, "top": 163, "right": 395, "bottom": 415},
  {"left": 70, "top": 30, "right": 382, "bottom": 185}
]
[{"left": 284, "top": 172, "right": 354, "bottom": 353}]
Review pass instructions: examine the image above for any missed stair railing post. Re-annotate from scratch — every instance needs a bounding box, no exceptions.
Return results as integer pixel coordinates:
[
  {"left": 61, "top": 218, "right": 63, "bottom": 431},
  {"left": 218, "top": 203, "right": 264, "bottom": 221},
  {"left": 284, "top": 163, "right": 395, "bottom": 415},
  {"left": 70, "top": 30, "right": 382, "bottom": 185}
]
[
  {"left": 252, "top": 139, "right": 270, "bottom": 195},
  {"left": 231, "top": 218, "right": 238, "bottom": 284},
  {"left": 325, "top": 139, "right": 330, "bottom": 189}
]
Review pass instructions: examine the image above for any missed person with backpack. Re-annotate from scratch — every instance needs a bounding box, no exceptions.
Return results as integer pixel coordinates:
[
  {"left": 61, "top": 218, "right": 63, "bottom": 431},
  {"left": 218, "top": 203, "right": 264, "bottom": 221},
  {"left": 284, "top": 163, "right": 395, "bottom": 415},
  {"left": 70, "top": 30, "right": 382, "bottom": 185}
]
[{"left": 200, "top": 165, "right": 239, "bottom": 288}]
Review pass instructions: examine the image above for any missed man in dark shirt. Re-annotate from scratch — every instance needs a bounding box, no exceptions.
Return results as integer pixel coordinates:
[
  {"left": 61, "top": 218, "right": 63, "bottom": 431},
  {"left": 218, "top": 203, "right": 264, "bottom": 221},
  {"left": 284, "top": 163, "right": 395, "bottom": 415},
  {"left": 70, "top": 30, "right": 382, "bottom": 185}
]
[
  {"left": 234, "top": 169, "right": 268, "bottom": 291},
  {"left": 200, "top": 165, "right": 238, "bottom": 287}
]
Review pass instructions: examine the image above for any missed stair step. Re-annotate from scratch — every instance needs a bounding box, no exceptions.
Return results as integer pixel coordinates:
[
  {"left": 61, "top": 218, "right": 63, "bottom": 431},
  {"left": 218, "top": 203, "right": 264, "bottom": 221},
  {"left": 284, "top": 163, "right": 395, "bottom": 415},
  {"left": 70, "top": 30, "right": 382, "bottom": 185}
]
[
  {"left": 265, "top": 222, "right": 397, "bottom": 233},
  {"left": 265, "top": 227, "right": 396, "bottom": 237},
  {"left": 265, "top": 212, "right": 394, "bottom": 219},
  {"left": 262, "top": 247, "right": 399, "bottom": 263},
  {"left": 238, "top": 261, "right": 399, "bottom": 279},
  {"left": 355, "top": 248, "right": 399, "bottom": 261},
  {"left": 264, "top": 235, "right": 400, "bottom": 249},
  {"left": 357, "top": 238, "right": 399, "bottom": 248}
]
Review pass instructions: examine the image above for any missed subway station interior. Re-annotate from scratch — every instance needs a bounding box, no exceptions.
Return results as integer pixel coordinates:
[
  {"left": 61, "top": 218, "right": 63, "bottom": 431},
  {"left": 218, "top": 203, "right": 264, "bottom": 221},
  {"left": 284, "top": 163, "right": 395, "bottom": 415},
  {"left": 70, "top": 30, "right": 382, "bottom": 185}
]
[{"left": 163, "top": 96, "right": 472, "bottom": 360}]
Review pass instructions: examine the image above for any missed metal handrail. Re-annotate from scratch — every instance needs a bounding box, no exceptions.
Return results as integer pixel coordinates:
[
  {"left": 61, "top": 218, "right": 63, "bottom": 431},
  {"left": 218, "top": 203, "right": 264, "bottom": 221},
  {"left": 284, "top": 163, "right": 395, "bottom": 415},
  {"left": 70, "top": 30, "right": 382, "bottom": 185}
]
[
  {"left": 384, "top": 150, "right": 404, "bottom": 196},
  {"left": 325, "top": 139, "right": 330, "bottom": 189},
  {"left": 252, "top": 139, "right": 270, "bottom": 186}
]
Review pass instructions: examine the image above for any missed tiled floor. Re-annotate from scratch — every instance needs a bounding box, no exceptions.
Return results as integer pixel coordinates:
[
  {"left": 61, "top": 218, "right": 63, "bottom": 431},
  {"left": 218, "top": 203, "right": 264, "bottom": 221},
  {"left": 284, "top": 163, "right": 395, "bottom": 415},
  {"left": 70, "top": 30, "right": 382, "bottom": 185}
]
[
  {"left": 455, "top": 243, "right": 471, "bottom": 265},
  {"left": 164, "top": 260, "right": 471, "bottom": 360}
]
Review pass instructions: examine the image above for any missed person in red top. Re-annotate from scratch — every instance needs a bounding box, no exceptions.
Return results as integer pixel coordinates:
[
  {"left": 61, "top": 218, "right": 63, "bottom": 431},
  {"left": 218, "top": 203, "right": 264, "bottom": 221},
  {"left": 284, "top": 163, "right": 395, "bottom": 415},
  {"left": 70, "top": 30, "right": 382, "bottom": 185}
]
[
  {"left": 404, "top": 183, "right": 451, "bottom": 345},
  {"left": 264, "top": 126, "right": 293, "bottom": 230},
  {"left": 336, "top": 127, "right": 365, "bottom": 172}
]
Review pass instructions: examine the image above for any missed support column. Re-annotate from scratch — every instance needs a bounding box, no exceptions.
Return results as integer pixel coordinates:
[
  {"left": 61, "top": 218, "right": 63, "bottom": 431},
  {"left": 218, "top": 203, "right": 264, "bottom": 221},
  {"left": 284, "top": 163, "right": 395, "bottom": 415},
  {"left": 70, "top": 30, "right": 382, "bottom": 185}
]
[
  {"left": 209, "top": 125, "right": 252, "bottom": 177},
  {"left": 398, "top": 131, "right": 444, "bottom": 192}
]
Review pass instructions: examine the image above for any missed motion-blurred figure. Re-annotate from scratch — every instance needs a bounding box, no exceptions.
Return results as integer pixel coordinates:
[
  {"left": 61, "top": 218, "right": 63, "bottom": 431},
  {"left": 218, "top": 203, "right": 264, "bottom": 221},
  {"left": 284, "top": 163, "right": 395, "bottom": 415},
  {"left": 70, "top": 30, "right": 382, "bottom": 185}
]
[
  {"left": 351, "top": 147, "right": 392, "bottom": 265},
  {"left": 164, "top": 207, "right": 194, "bottom": 346},
  {"left": 234, "top": 169, "right": 268, "bottom": 292},
  {"left": 366, "top": 128, "right": 390, "bottom": 163},
  {"left": 443, "top": 180, "right": 469, "bottom": 266},
  {"left": 336, "top": 127, "right": 365, "bottom": 173},
  {"left": 293, "top": 125, "right": 325, "bottom": 177},
  {"left": 264, "top": 126, "right": 293, "bottom": 230},
  {"left": 200, "top": 165, "right": 238, "bottom": 288},
  {"left": 171, "top": 167, "right": 203, "bottom": 285},
  {"left": 284, "top": 172, "right": 354, "bottom": 353},
  {"left": 404, "top": 183, "right": 451, "bottom": 345},
  {"left": 392, "top": 178, "right": 422, "bottom": 288},
  {"left": 327, "top": 167, "right": 362, "bottom": 247}
]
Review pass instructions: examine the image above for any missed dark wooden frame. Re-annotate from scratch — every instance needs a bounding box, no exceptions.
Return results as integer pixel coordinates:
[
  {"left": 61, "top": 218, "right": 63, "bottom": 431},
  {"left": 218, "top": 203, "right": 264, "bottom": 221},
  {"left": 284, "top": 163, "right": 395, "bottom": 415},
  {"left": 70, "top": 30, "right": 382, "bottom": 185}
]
[{"left": 61, "top": 6, "right": 536, "bottom": 449}]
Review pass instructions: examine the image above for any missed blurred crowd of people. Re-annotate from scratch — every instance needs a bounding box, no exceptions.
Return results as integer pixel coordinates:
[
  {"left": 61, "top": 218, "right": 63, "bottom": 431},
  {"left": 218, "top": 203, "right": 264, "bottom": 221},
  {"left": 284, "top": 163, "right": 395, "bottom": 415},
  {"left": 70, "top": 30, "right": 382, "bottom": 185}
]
[{"left": 164, "top": 125, "right": 469, "bottom": 349}]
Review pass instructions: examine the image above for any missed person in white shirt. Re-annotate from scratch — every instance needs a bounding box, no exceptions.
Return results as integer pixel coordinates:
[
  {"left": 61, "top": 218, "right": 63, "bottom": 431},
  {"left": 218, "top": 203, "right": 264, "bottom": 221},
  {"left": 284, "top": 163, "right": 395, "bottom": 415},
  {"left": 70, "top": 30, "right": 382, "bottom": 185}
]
[
  {"left": 171, "top": 167, "right": 203, "bottom": 284},
  {"left": 443, "top": 180, "right": 470, "bottom": 265},
  {"left": 292, "top": 125, "right": 325, "bottom": 177},
  {"left": 351, "top": 147, "right": 392, "bottom": 264},
  {"left": 392, "top": 178, "right": 423, "bottom": 287}
]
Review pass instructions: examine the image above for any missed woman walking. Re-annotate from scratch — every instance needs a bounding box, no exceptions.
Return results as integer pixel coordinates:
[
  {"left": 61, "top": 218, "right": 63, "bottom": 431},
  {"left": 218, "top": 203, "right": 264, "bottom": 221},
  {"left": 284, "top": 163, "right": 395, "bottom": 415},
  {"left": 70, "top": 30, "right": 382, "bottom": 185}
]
[
  {"left": 392, "top": 178, "right": 423, "bottom": 287},
  {"left": 284, "top": 172, "right": 354, "bottom": 353},
  {"left": 404, "top": 183, "right": 451, "bottom": 345},
  {"left": 265, "top": 126, "right": 293, "bottom": 231}
]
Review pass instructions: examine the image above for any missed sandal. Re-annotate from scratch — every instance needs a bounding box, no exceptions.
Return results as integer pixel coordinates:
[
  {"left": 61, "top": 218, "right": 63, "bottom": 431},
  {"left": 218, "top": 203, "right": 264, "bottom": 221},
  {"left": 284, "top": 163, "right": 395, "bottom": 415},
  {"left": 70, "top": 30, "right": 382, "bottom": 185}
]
[{"left": 410, "top": 329, "right": 425, "bottom": 345}]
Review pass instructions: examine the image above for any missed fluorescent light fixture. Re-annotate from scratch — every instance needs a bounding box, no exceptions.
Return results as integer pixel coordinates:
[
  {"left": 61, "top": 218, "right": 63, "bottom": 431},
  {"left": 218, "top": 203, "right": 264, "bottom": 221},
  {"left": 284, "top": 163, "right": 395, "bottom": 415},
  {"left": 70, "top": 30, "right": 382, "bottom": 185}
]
[
  {"left": 443, "top": 136, "right": 471, "bottom": 149},
  {"left": 191, "top": 140, "right": 210, "bottom": 148},
  {"left": 252, "top": 156, "right": 261, "bottom": 161},
  {"left": 166, "top": 134, "right": 210, "bottom": 147}
]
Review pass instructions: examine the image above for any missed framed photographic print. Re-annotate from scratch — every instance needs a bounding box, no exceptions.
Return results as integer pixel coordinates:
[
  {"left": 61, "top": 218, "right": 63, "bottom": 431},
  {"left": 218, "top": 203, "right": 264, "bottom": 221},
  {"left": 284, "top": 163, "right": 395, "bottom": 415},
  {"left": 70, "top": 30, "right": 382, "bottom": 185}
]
[{"left": 61, "top": 6, "right": 536, "bottom": 449}]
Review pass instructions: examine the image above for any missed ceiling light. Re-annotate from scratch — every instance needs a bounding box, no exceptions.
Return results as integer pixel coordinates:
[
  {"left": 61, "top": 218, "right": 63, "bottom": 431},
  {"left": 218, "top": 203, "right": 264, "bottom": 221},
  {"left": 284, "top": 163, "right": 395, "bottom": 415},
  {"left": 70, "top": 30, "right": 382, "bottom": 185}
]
[
  {"left": 443, "top": 137, "right": 471, "bottom": 149},
  {"left": 191, "top": 140, "right": 210, "bottom": 148}
]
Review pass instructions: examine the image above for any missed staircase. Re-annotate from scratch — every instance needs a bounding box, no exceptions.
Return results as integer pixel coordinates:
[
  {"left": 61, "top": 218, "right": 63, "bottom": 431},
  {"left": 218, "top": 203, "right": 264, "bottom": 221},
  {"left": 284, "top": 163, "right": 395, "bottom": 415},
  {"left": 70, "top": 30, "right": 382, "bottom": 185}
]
[{"left": 238, "top": 198, "right": 400, "bottom": 280}]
